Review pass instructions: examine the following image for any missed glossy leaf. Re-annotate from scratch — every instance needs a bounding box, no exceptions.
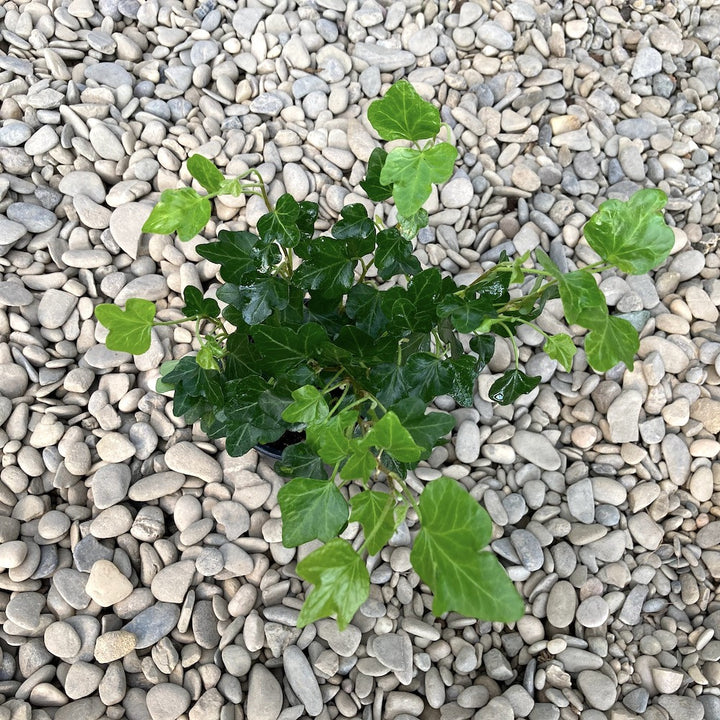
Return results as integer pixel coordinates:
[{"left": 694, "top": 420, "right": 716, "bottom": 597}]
[
  {"left": 252, "top": 324, "right": 328, "bottom": 373},
  {"left": 95, "top": 298, "right": 156, "bottom": 354},
  {"left": 374, "top": 227, "right": 422, "bottom": 280},
  {"left": 281, "top": 385, "right": 330, "bottom": 425},
  {"left": 277, "top": 477, "right": 349, "bottom": 547},
  {"left": 544, "top": 333, "right": 576, "bottom": 372},
  {"left": 217, "top": 277, "right": 289, "bottom": 325},
  {"left": 469, "top": 334, "right": 496, "bottom": 368},
  {"left": 584, "top": 189, "right": 674, "bottom": 275},
  {"left": 367, "top": 79, "right": 441, "bottom": 141},
  {"left": 380, "top": 143, "right": 458, "bottom": 218},
  {"left": 187, "top": 154, "right": 224, "bottom": 193},
  {"left": 197, "top": 230, "right": 273, "bottom": 284},
  {"left": 196, "top": 345, "right": 219, "bottom": 371},
  {"left": 332, "top": 204, "right": 375, "bottom": 243},
  {"left": 360, "top": 148, "right": 393, "bottom": 202},
  {"left": 182, "top": 286, "right": 220, "bottom": 319},
  {"left": 360, "top": 411, "right": 423, "bottom": 463},
  {"left": 585, "top": 316, "right": 639, "bottom": 372},
  {"left": 349, "top": 491, "right": 399, "bottom": 555},
  {"left": 295, "top": 239, "right": 356, "bottom": 295},
  {"left": 397, "top": 208, "right": 429, "bottom": 241},
  {"left": 345, "top": 284, "right": 389, "bottom": 337},
  {"left": 389, "top": 398, "right": 455, "bottom": 455},
  {"left": 142, "top": 187, "right": 211, "bottom": 241},
  {"left": 277, "top": 443, "right": 328, "bottom": 481},
  {"left": 489, "top": 369, "right": 541, "bottom": 405},
  {"left": 258, "top": 193, "right": 303, "bottom": 247},
  {"left": 339, "top": 445, "right": 377, "bottom": 482},
  {"left": 557, "top": 270, "right": 608, "bottom": 330},
  {"left": 296, "top": 539, "right": 370, "bottom": 630},
  {"left": 411, "top": 477, "right": 524, "bottom": 622},
  {"left": 447, "top": 355, "right": 479, "bottom": 408},
  {"left": 404, "top": 352, "right": 454, "bottom": 402}
]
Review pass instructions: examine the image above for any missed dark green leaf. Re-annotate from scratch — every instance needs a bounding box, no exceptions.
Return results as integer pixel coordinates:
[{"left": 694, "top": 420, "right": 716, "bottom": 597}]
[
  {"left": 447, "top": 355, "right": 479, "bottom": 408},
  {"left": 544, "top": 333, "right": 577, "bottom": 372},
  {"left": 296, "top": 539, "right": 370, "bottom": 630},
  {"left": 584, "top": 188, "right": 674, "bottom": 275},
  {"left": 404, "top": 352, "right": 454, "bottom": 402},
  {"left": 380, "top": 143, "right": 458, "bottom": 218},
  {"left": 252, "top": 324, "right": 328, "bottom": 373},
  {"left": 360, "top": 148, "right": 393, "bottom": 202},
  {"left": 187, "top": 154, "right": 224, "bottom": 194},
  {"left": 367, "top": 79, "right": 441, "bottom": 141},
  {"left": 95, "top": 298, "right": 156, "bottom": 355},
  {"left": 277, "top": 443, "right": 328, "bottom": 481},
  {"left": 197, "top": 231, "right": 267, "bottom": 284},
  {"left": 297, "top": 201, "right": 319, "bottom": 237},
  {"left": 585, "top": 316, "right": 639, "bottom": 372},
  {"left": 349, "top": 491, "right": 400, "bottom": 555},
  {"left": 557, "top": 270, "right": 608, "bottom": 330},
  {"left": 469, "top": 334, "right": 496, "bottom": 368},
  {"left": 182, "top": 286, "right": 220, "bottom": 319},
  {"left": 281, "top": 385, "right": 330, "bottom": 425},
  {"left": 369, "top": 363, "right": 409, "bottom": 407},
  {"left": 257, "top": 193, "right": 303, "bottom": 248},
  {"left": 217, "top": 276, "right": 289, "bottom": 325},
  {"left": 277, "top": 477, "right": 349, "bottom": 546},
  {"left": 332, "top": 204, "right": 375, "bottom": 242},
  {"left": 489, "top": 369, "right": 541, "bottom": 405},
  {"left": 345, "top": 284, "right": 389, "bottom": 338},
  {"left": 294, "top": 238, "right": 356, "bottom": 295},
  {"left": 375, "top": 227, "right": 421, "bottom": 280},
  {"left": 411, "top": 476, "right": 524, "bottom": 622},
  {"left": 389, "top": 397, "right": 455, "bottom": 455},
  {"left": 142, "top": 187, "right": 211, "bottom": 242}
]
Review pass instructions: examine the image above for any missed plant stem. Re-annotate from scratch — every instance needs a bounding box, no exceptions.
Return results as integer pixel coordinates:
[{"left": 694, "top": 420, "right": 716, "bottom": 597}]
[{"left": 496, "top": 321, "right": 520, "bottom": 370}]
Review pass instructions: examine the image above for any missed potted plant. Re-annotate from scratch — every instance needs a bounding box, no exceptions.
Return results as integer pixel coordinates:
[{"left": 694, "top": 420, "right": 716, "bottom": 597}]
[{"left": 95, "top": 80, "right": 674, "bottom": 629}]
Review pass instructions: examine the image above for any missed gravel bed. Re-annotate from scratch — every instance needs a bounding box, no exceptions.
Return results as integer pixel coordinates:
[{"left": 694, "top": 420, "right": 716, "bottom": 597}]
[{"left": 1, "top": 0, "right": 720, "bottom": 719}]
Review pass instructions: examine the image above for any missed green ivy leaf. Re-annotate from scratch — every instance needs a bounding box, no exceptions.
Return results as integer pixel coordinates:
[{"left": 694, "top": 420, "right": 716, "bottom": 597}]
[
  {"left": 411, "top": 476, "right": 524, "bottom": 622},
  {"left": 404, "top": 352, "right": 454, "bottom": 402},
  {"left": 584, "top": 189, "right": 674, "bottom": 275},
  {"left": 197, "top": 230, "right": 277, "bottom": 284},
  {"left": 95, "top": 298, "right": 156, "bottom": 354},
  {"left": 345, "top": 285, "right": 389, "bottom": 338},
  {"left": 281, "top": 385, "right": 330, "bottom": 425},
  {"left": 397, "top": 209, "right": 429, "bottom": 241},
  {"left": 469, "top": 334, "right": 496, "bottom": 368},
  {"left": 360, "top": 148, "right": 393, "bottom": 202},
  {"left": 196, "top": 345, "right": 219, "bottom": 371},
  {"left": 349, "top": 491, "right": 400, "bottom": 555},
  {"left": 187, "top": 154, "right": 224, "bottom": 194},
  {"left": 368, "top": 363, "right": 409, "bottom": 407},
  {"left": 307, "top": 409, "right": 357, "bottom": 464},
  {"left": 294, "top": 238, "right": 356, "bottom": 295},
  {"left": 142, "top": 187, "right": 211, "bottom": 241},
  {"left": 367, "top": 79, "right": 441, "bottom": 141},
  {"left": 585, "top": 316, "right": 639, "bottom": 372},
  {"left": 339, "top": 444, "right": 377, "bottom": 482},
  {"left": 489, "top": 369, "right": 541, "bottom": 405},
  {"left": 155, "top": 359, "right": 180, "bottom": 393},
  {"left": 360, "top": 411, "right": 423, "bottom": 463},
  {"left": 375, "top": 227, "right": 422, "bottom": 280},
  {"left": 544, "top": 333, "right": 577, "bottom": 372},
  {"left": 257, "top": 193, "right": 303, "bottom": 248},
  {"left": 389, "top": 397, "right": 455, "bottom": 455},
  {"left": 252, "top": 324, "right": 328, "bottom": 373},
  {"left": 217, "top": 276, "right": 289, "bottom": 325},
  {"left": 380, "top": 143, "right": 458, "bottom": 218},
  {"left": 534, "top": 247, "right": 562, "bottom": 280},
  {"left": 332, "top": 204, "right": 376, "bottom": 243},
  {"left": 557, "top": 270, "right": 609, "bottom": 330},
  {"left": 182, "top": 286, "right": 220, "bottom": 319},
  {"left": 296, "top": 539, "right": 370, "bottom": 630},
  {"left": 447, "top": 355, "right": 479, "bottom": 408},
  {"left": 277, "top": 443, "right": 328, "bottom": 481},
  {"left": 277, "top": 477, "right": 349, "bottom": 547}
]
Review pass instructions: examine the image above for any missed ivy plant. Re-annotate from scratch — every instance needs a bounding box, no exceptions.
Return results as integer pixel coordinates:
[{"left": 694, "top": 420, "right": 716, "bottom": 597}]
[{"left": 95, "top": 80, "right": 674, "bottom": 629}]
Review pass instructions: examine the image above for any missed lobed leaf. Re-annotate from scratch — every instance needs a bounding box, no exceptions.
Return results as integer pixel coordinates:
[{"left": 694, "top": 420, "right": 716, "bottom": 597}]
[
  {"left": 277, "top": 477, "right": 349, "bottom": 547},
  {"left": 544, "top": 333, "right": 577, "bottom": 372},
  {"left": 360, "top": 411, "right": 423, "bottom": 463},
  {"left": 367, "top": 79, "right": 441, "bottom": 141},
  {"left": 296, "top": 539, "right": 370, "bottom": 630},
  {"left": 182, "top": 286, "right": 220, "bottom": 319},
  {"left": 349, "top": 491, "right": 401, "bottom": 555},
  {"left": 411, "top": 477, "right": 524, "bottom": 622},
  {"left": 380, "top": 143, "right": 458, "bottom": 218},
  {"left": 360, "top": 148, "right": 393, "bottom": 202},
  {"left": 374, "top": 227, "right": 422, "bottom": 280},
  {"left": 257, "top": 193, "right": 303, "bottom": 247},
  {"left": 557, "top": 270, "right": 608, "bottom": 330},
  {"left": 489, "top": 369, "right": 541, "bottom": 405},
  {"left": 389, "top": 397, "right": 455, "bottom": 455},
  {"left": 584, "top": 189, "right": 674, "bottom": 275},
  {"left": 197, "top": 230, "right": 276, "bottom": 284},
  {"left": 281, "top": 385, "right": 330, "bottom": 425},
  {"left": 585, "top": 316, "right": 639, "bottom": 372},
  {"left": 142, "top": 187, "right": 211, "bottom": 241},
  {"left": 94, "top": 298, "right": 156, "bottom": 355}
]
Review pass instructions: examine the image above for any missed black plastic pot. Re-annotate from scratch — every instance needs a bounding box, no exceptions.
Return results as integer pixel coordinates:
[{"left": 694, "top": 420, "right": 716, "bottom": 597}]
[{"left": 255, "top": 430, "right": 305, "bottom": 460}]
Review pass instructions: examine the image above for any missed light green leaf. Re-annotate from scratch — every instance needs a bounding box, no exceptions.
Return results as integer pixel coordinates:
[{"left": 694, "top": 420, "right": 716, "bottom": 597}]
[
  {"left": 187, "top": 154, "right": 224, "bottom": 194},
  {"left": 557, "top": 270, "right": 608, "bottom": 330},
  {"left": 544, "top": 333, "right": 577, "bottom": 372},
  {"left": 411, "top": 477, "right": 524, "bottom": 622},
  {"left": 281, "top": 386, "right": 330, "bottom": 425},
  {"left": 296, "top": 539, "right": 370, "bottom": 630},
  {"left": 584, "top": 189, "right": 674, "bottom": 275},
  {"left": 349, "top": 491, "right": 401, "bottom": 555},
  {"left": 360, "top": 411, "right": 423, "bottom": 463},
  {"left": 141, "top": 187, "right": 211, "bottom": 241},
  {"left": 367, "top": 79, "right": 441, "bottom": 141},
  {"left": 95, "top": 298, "right": 156, "bottom": 354},
  {"left": 339, "top": 444, "right": 377, "bottom": 482},
  {"left": 277, "top": 477, "right": 349, "bottom": 547},
  {"left": 380, "top": 143, "right": 458, "bottom": 218},
  {"left": 585, "top": 316, "right": 639, "bottom": 372},
  {"left": 196, "top": 345, "right": 220, "bottom": 371}
]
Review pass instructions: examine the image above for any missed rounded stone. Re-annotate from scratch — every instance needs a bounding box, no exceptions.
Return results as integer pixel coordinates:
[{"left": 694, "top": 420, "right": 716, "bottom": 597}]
[{"left": 146, "top": 683, "right": 191, "bottom": 720}]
